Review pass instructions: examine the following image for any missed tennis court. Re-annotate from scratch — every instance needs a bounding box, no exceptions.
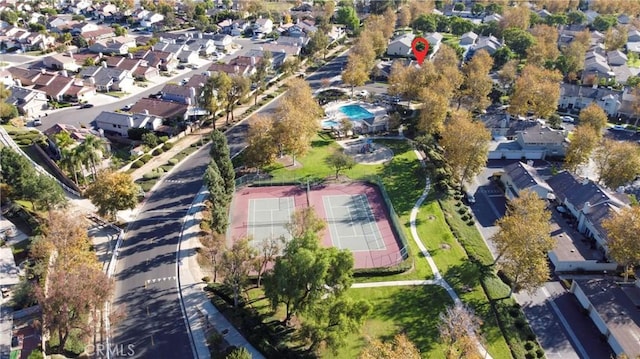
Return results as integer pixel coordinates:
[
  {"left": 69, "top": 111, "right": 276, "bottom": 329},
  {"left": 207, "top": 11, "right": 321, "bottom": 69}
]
[
  {"left": 229, "top": 183, "right": 406, "bottom": 269},
  {"left": 247, "top": 197, "right": 295, "bottom": 241},
  {"left": 323, "top": 194, "right": 385, "bottom": 252}
]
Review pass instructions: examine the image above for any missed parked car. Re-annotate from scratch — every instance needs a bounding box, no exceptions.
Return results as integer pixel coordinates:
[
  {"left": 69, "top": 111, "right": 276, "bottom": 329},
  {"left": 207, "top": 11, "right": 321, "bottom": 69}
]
[
  {"left": 122, "top": 103, "right": 134, "bottom": 111},
  {"left": 177, "top": 64, "right": 186, "bottom": 70},
  {"left": 610, "top": 125, "right": 626, "bottom": 131},
  {"left": 465, "top": 192, "right": 476, "bottom": 204},
  {"left": 80, "top": 103, "right": 94, "bottom": 109},
  {"left": 33, "top": 118, "right": 42, "bottom": 126},
  {"left": 561, "top": 116, "right": 574, "bottom": 123}
]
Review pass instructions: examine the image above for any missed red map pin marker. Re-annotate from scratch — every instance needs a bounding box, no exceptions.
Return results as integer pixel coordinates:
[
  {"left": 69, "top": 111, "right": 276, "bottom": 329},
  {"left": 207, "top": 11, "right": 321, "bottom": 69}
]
[{"left": 411, "top": 37, "right": 430, "bottom": 65}]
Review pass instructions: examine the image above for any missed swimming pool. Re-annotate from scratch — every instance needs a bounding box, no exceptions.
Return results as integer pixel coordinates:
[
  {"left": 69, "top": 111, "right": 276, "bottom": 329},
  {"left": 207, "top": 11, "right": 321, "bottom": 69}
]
[
  {"left": 340, "top": 104, "right": 374, "bottom": 121},
  {"left": 321, "top": 119, "right": 340, "bottom": 128}
]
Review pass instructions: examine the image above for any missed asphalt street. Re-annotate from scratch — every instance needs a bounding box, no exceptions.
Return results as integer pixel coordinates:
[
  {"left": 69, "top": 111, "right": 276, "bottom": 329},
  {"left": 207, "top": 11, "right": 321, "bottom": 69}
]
[{"left": 109, "top": 53, "right": 348, "bottom": 359}]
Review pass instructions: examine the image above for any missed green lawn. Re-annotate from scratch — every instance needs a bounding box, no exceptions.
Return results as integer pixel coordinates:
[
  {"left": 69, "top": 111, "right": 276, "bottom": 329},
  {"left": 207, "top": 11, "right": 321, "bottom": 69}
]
[
  {"left": 228, "top": 135, "right": 514, "bottom": 358},
  {"left": 628, "top": 56, "right": 640, "bottom": 68}
]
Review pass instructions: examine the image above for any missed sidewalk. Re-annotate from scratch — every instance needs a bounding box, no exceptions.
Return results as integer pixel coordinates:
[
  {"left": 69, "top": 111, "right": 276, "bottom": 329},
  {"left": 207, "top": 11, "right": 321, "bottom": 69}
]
[{"left": 178, "top": 189, "right": 265, "bottom": 359}]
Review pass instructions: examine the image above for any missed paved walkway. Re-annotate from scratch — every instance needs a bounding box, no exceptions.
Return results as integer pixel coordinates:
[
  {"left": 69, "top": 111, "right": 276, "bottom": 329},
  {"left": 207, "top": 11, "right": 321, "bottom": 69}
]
[{"left": 178, "top": 188, "right": 265, "bottom": 359}]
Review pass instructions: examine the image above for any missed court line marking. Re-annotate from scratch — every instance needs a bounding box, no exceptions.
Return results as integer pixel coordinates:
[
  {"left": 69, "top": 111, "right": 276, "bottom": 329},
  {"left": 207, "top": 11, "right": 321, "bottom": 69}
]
[{"left": 324, "top": 194, "right": 387, "bottom": 252}]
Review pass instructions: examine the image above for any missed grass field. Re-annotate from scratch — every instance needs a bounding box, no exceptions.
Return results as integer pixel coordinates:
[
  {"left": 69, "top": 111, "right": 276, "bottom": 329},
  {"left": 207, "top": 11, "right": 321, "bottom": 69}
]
[{"left": 228, "top": 135, "right": 515, "bottom": 358}]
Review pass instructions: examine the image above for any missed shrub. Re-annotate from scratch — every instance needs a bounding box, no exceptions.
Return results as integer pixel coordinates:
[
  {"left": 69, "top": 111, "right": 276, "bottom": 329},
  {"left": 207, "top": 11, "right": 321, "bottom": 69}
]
[
  {"left": 163, "top": 142, "right": 174, "bottom": 150},
  {"left": 525, "top": 353, "right": 536, "bottom": 359},
  {"left": 142, "top": 172, "right": 161, "bottom": 180},
  {"left": 467, "top": 219, "right": 475, "bottom": 226},
  {"left": 159, "top": 136, "right": 169, "bottom": 143},
  {"left": 461, "top": 214, "right": 469, "bottom": 221},
  {"left": 168, "top": 158, "right": 179, "bottom": 165},
  {"left": 202, "top": 276, "right": 211, "bottom": 282},
  {"left": 131, "top": 160, "right": 143, "bottom": 169},
  {"left": 536, "top": 349, "right": 544, "bottom": 358},
  {"left": 458, "top": 207, "right": 467, "bottom": 215},
  {"left": 524, "top": 342, "right": 534, "bottom": 351},
  {"left": 18, "top": 139, "right": 33, "bottom": 146},
  {"left": 141, "top": 154, "right": 152, "bottom": 163},
  {"left": 152, "top": 147, "right": 164, "bottom": 156}
]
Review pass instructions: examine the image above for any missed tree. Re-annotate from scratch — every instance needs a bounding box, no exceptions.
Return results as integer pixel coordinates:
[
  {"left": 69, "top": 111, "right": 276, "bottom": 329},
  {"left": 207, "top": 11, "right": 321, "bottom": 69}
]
[
  {"left": 498, "top": 59, "right": 518, "bottom": 90},
  {"left": 85, "top": 171, "right": 138, "bottom": 220},
  {"left": 25, "top": 175, "right": 67, "bottom": 211},
  {"left": 502, "top": 27, "right": 535, "bottom": 58},
  {"left": 308, "top": 30, "right": 329, "bottom": 60},
  {"left": 602, "top": 206, "right": 640, "bottom": 281},
  {"left": 41, "top": 211, "right": 96, "bottom": 271},
  {"left": 244, "top": 115, "right": 279, "bottom": 169},
  {"left": 604, "top": 26, "right": 627, "bottom": 51},
  {"left": 209, "top": 130, "right": 235, "bottom": 199},
  {"left": 225, "top": 75, "right": 250, "bottom": 124},
  {"left": 264, "top": 209, "right": 353, "bottom": 324},
  {"left": 199, "top": 230, "right": 225, "bottom": 283},
  {"left": 0, "top": 147, "right": 37, "bottom": 199},
  {"left": 202, "top": 76, "right": 221, "bottom": 129},
  {"left": 592, "top": 15, "right": 617, "bottom": 32},
  {"left": 341, "top": 55, "right": 369, "bottom": 96},
  {"left": 203, "top": 162, "right": 229, "bottom": 234},
  {"left": 286, "top": 206, "right": 327, "bottom": 239},
  {"left": 418, "top": 88, "right": 449, "bottom": 134},
  {"left": 77, "top": 135, "right": 106, "bottom": 179},
  {"left": 141, "top": 132, "right": 158, "bottom": 148},
  {"left": 336, "top": 5, "right": 359, "bottom": 30},
  {"left": 567, "top": 11, "right": 586, "bottom": 25},
  {"left": 594, "top": 139, "right": 640, "bottom": 189},
  {"left": 440, "top": 111, "right": 491, "bottom": 187},
  {"left": 273, "top": 79, "right": 322, "bottom": 165},
  {"left": 325, "top": 149, "right": 356, "bottom": 179},
  {"left": 225, "top": 347, "right": 252, "bottom": 359},
  {"left": 339, "top": 117, "right": 354, "bottom": 137},
  {"left": 509, "top": 64, "right": 562, "bottom": 118},
  {"left": 221, "top": 238, "right": 256, "bottom": 307},
  {"left": 438, "top": 304, "right": 483, "bottom": 359},
  {"left": 499, "top": 6, "right": 531, "bottom": 32},
  {"left": 492, "top": 190, "right": 553, "bottom": 295},
  {"left": 458, "top": 50, "right": 494, "bottom": 111},
  {"left": 358, "top": 334, "right": 421, "bottom": 359},
  {"left": 579, "top": 103, "right": 609, "bottom": 133},
  {"left": 298, "top": 296, "right": 372, "bottom": 354},
  {"left": 253, "top": 235, "right": 284, "bottom": 287},
  {"left": 564, "top": 125, "right": 600, "bottom": 173},
  {"left": 36, "top": 263, "right": 112, "bottom": 354},
  {"left": 526, "top": 24, "right": 560, "bottom": 66}
]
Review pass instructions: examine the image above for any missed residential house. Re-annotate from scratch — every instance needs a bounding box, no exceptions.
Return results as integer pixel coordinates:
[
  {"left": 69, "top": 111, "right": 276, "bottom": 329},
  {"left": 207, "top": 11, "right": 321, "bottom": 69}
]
[
  {"left": 80, "top": 26, "right": 116, "bottom": 42},
  {"left": 488, "top": 123, "right": 567, "bottom": 160},
  {"left": 245, "top": 49, "right": 286, "bottom": 69},
  {"left": 152, "top": 42, "right": 186, "bottom": 58},
  {"left": 483, "top": 13, "right": 502, "bottom": 23},
  {"left": 217, "top": 19, "right": 233, "bottom": 34},
  {"left": 570, "top": 279, "right": 640, "bottom": 359},
  {"left": 459, "top": 31, "right": 478, "bottom": 46},
  {"left": 212, "top": 34, "right": 233, "bottom": 51},
  {"left": 0, "top": 69, "right": 13, "bottom": 86},
  {"left": 559, "top": 83, "right": 622, "bottom": 116},
  {"left": 94, "top": 110, "right": 163, "bottom": 137},
  {"left": 64, "top": 82, "right": 96, "bottom": 102},
  {"left": 43, "top": 53, "right": 80, "bottom": 72},
  {"left": 141, "top": 12, "right": 164, "bottom": 28},
  {"left": 583, "top": 48, "right": 615, "bottom": 81},
  {"left": 185, "top": 74, "right": 207, "bottom": 89},
  {"left": 537, "top": 9, "right": 551, "bottom": 19},
  {"left": 129, "top": 98, "right": 189, "bottom": 122},
  {"left": 22, "top": 32, "right": 56, "bottom": 51},
  {"left": 547, "top": 171, "right": 629, "bottom": 252},
  {"left": 501, "top": 161, "right": 553, "bottom": 200},
  {"left": 178, "top": 50, "right": 199, "bottom": 63},
  {"left": 261, "top": 43, "right": 301, "bottom": 58},
  {"left": 470, "top": 35, "right": 503, "bottom": 55},
  {"left": 607, "top": 50, "right": 628, "bottom": 66},
  {"left": 6, "top": 67, "right": 43, "bottom": 86},
  {"left": 627, "top": 29, "right": 640, "bottom": 53},
  {"left": 187, "top": 38, "right": 216, "bottom": 55},
  {"left": 135, "top": 49, "right": 178, "bottom": 71},
  {"left": 47, "top": 15, "right": 70, "bottom": 29},
  {"left": 89, "top": 36, "right": 136, "bottom": 55},
  {"left": 92, "top": 3, "right": 117, "bottom": 20},
  {"left": 226, "top": 20, "right": 250, "bottom": 37},
  {"left": 32, "top": 72, "right": 75, "bottom": 101},
  {"left": 293, "top": 19, "right": 318, "bottom": 34},
  {"left": 584, "top": 10, "right": 600, "bottom": 24},
  {"left": 253, "top": 17, "right": 273, "bottom": 36},
  {"left": 387, "top": 33, "right": 414, "bottom": 57},
  {"left": 425, "top": 32, "right": 443, "bottom": 58},
  {"left": 80, "top": 64, "right": 134, "bottom": 92},
  {"left": 6, "top": 86, "right": 48, "bottom": 117},
  {"left": 327, "top": 26, "right": 345, "bottom": 43},
  {"left": 160, "top": 84, "right": 197, "bottom": 105},
  {"left": 71, "top": 21, "right": 99, "bottom": 35},
  {"left": 133, "top": 64, "right": 160, "bottom": 81},
  {"left": 207, "top": 62, "right": 251, "bottom": 77},
  {"left": 43, "top": 123, "right": 110, "bottom": 151}
]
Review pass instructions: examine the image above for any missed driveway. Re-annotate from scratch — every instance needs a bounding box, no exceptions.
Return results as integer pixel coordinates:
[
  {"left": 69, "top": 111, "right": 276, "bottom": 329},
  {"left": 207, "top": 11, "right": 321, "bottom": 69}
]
[{"left": 468, "top": 160, "right": 613, "bottom": 359}]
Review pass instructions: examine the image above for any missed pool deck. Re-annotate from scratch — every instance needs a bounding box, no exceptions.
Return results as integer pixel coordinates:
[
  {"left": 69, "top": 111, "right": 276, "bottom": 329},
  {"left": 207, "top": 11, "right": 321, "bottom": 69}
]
[{"left": 322, "top": 100, "right": 388, "bottom": 127}]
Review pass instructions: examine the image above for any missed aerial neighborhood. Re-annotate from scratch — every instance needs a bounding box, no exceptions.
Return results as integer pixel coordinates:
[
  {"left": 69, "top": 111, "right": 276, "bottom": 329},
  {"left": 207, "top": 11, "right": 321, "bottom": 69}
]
[{"left": 0, "top": 1, "right": 640, "bottom": 359}]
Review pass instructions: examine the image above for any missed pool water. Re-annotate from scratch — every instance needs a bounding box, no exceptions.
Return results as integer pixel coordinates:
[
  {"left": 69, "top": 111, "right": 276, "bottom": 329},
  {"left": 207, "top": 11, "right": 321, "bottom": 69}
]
[
  {"left": 321, "top": 119, "right": 339, "bottom": 128},
  {"left": 340, "top": 104, "right": 374, "bottom": 121}
]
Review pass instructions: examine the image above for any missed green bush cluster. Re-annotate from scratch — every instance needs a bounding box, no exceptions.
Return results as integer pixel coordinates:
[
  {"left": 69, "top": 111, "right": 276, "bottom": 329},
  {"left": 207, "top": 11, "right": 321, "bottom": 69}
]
[
  {"left": 159, "top": 136, "right": 169, "bottom": 143},
  {"left": 131, "top": 160, "right": 143, "bottom": 169},
  {"left": 163, "top": 142, "right": 174, "bottom": 151},
  {"left": 168, "top": 158, "right": 179, "bottom": 165},
  {"left": 152, "top": 147, "right": 164, "bottom": 156},
  {"left": 140, "top": 154, "right": 152, "bottom": 163}
]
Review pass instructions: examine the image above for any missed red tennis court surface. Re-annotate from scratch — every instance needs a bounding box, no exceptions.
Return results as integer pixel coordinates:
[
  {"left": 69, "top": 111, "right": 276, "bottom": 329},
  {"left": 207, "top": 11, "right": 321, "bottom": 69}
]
[{"left": 229, "top": 182, "right": 406, "bottom": 269}]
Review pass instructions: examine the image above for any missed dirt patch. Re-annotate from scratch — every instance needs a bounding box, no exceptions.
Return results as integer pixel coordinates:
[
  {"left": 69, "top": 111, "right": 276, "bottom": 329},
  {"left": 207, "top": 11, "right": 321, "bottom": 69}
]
[{"left": 276, "top": 156, "right": 302, "bottom": 170}]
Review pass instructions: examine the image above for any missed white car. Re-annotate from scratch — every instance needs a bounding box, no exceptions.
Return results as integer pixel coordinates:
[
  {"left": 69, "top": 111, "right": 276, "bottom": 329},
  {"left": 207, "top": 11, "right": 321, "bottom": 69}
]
[
  {"left": 610, "top": 125, "right": 626, "bottom": 131},
  {"left": 561, "top": 116, "right": 574, "bottom": 123},
  {"left": 122, "top": 103, "right": 134, "bottom": 111},
  {"left": 33, "top": 118, "right": 42, "bottom": 126}
]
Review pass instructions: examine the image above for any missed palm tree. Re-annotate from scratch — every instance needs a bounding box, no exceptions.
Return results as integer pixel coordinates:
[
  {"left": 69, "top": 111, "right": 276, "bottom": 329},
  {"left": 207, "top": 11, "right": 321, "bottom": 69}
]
[{"left": 78, "top": 135, "right": 105, "bottom": 179}]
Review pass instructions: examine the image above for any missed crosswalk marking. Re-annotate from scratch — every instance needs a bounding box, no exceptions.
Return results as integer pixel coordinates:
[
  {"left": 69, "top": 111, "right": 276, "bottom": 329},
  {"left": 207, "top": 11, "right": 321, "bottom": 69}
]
[
  {"left": 145, "top": 276, "right": 177, "bottom": 286},
  {"left": 165, "top": 179, "right": 185, "bottom": 184}
]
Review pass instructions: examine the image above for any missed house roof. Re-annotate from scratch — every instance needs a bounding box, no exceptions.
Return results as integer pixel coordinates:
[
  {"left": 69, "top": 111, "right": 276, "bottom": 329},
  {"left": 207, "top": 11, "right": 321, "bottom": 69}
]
[
  {"left": 43, "top": 123, "right": 102, "bottom": 142},
  {"left": 185, "top": 74, "right": 207, "bottom": 88},
  {"left": 81, "top": 27, "right": 115, "bottom": 40},
  {"left": 95, "top": 110, "right": 161, "bottom": 129},
  {"left": 130, "top": 98, "right": 188, "bottom": 119},
  {"left": 261, "top": 43, "right": 301, "bottom": 56},
  {"left": 574, "top": 279, "right": 640, "bottom": 358},
  {"left": 35, "top": 76, "right": 74, "bottom": 98},
  {"left": 504, "top": 161, "right": 552, "bottom": 194},
  {"left": 560, "top": 83, "right": 622, "bottom": 101},
  {"left": 207, "top": 63, "right": 248, "bottom": 76},
  {"left": 161, "top": 84, "right": 194, "bottom": 98},
  {"left": 45, "top": 53, "right": 76, "bottom": 65},
  {"left": 461, "top": 31, "right": 478, "bottom": 41},
  {"left": 518, "top": 123, "right": 566, "bottom": 145},
  {"left": 390, "top": 33, "right": 415, "bottom": 48},
  {"left": 546, "top": 171, "right": 628, "bottom": 236},
  {"left": 7, "top": 86, "right": 45, "bottom": 105}
]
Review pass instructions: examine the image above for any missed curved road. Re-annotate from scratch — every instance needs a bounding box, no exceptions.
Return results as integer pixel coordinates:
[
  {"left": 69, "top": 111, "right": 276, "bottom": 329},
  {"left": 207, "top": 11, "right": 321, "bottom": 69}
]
[{"left": 108, "top": 53, "right": 349, "bottom": 358}]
